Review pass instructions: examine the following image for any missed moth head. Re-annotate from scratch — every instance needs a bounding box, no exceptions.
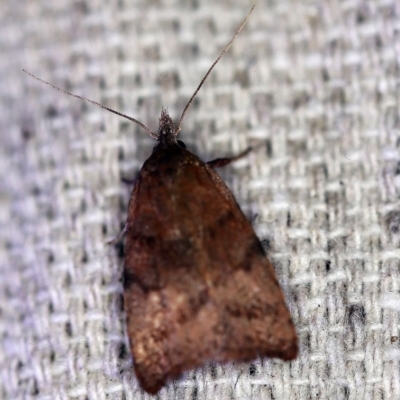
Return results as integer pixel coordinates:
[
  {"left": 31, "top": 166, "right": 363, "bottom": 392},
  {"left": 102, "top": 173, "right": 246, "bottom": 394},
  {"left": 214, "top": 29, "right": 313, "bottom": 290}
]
[{"left": 157, "top": 108, "right": 177, "bottom": 145}]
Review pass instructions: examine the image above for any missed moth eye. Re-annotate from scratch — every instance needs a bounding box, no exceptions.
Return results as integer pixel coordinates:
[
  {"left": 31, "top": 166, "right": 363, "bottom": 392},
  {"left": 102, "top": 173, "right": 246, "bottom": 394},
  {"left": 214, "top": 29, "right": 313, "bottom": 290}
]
[{"left": 177, "top": 140, "right": 186, "bottom": 149}]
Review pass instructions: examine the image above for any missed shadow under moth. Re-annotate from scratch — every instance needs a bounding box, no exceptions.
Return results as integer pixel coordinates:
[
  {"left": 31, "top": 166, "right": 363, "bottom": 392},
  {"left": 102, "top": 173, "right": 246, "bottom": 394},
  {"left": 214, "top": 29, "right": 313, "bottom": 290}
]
[{"left": 24, "top": 5, "right": 297, "bottom": 395}]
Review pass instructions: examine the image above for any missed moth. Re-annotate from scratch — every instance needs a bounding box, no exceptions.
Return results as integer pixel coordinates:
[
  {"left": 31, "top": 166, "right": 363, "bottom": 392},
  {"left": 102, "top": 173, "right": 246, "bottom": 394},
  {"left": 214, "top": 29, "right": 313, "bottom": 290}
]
[{"left": 24, "top": 5, "right": 297, "bottom": 395}]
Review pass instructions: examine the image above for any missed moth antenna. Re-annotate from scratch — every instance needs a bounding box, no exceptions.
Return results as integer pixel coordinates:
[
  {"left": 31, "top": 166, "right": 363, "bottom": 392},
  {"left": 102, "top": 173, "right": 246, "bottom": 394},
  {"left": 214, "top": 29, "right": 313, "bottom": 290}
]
[
  {"left": 22, "top": 69, "right": 158, "bottom": 140},
  {"left": 175, "top": 4, "right": 255, "bottom": 136}
]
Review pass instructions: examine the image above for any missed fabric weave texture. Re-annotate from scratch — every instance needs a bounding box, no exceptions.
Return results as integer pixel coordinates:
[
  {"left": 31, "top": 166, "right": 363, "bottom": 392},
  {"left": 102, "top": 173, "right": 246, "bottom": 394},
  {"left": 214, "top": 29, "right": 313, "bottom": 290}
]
[{"left": 1, "top": 1, "right": 400, "bottom": 399}]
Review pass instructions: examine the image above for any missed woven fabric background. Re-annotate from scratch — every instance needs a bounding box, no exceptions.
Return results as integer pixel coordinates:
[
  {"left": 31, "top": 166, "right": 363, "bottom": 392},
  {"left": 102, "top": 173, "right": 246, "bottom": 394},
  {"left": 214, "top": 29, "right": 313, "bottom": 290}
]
[{"left": 1, "top": 0, "right": 400, "bottom": 399}]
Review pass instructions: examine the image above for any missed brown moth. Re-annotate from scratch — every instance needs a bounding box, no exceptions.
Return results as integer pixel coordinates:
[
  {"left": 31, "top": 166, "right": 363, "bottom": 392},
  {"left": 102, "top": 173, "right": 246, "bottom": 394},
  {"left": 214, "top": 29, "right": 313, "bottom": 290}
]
[{"left": 24, "top": 5, "right": 297, "bottom": 395}]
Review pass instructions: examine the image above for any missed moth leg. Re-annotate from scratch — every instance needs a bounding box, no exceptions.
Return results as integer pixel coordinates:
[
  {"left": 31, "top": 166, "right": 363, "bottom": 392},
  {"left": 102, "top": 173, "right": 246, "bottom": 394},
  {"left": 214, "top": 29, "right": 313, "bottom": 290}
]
[
  {"left": 121, "top": 169, "right": 140, "bottom": 185},
  {"left": 207, "top": 146, "right": 252, "bottom": 168},
  {"left": 107, "top": 222, "right": 127, "bottom": 245},
  {"left": 121, "top": 177, "right": 137, "bottom": 185}
]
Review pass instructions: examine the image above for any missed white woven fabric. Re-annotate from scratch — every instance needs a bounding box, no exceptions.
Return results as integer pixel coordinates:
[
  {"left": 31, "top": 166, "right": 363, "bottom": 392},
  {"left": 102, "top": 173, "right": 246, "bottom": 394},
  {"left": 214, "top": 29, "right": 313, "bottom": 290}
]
[{"left": 1, "top": 1, "right": 400, "bottom": 399}]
